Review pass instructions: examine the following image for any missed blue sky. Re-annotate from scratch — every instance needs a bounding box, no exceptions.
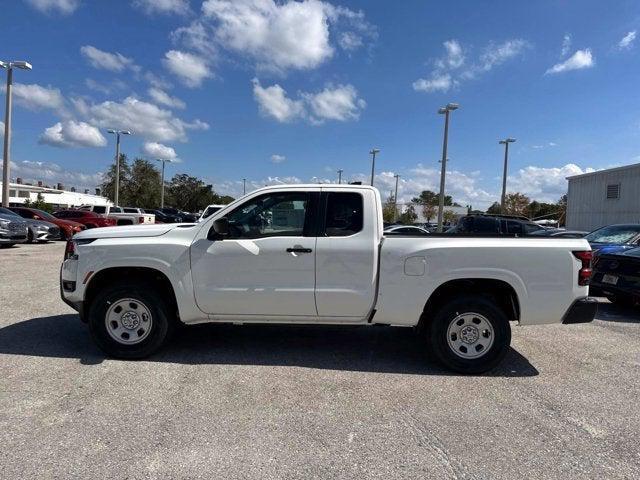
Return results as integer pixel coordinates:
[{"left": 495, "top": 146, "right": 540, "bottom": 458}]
[{"left": 2, "top": 0, "right": 639, "bottom": 208}]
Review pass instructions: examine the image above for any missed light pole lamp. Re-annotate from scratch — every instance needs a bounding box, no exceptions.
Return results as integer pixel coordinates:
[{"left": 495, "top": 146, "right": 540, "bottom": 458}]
[
  {"left": 436, "top": 103, "right": 459, "bottom": 232},
  {"left": 107, "top": 129, "right": 131, "bottom": 206},
  {"left": 1, "top": 60, "right": 32, "bottom": 207},
  {"left": 337, "top": 169, "right": 343, "bottom": 184},
  {"left": 154, "top": 158, "right": 173, "bottom": 208},
  {"left": 499, "top": 138, "right": 516, "bottom": 213},
  {"left": 393, "top": 173, "right": 400, "bottom": 222},
  {"left": 369, "top": 148, "right": 380, "bottom": 186}
]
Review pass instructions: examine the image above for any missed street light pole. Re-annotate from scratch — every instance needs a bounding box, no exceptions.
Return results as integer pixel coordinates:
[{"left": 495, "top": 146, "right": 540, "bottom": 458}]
[
  {"left": 337, "top": 169, "right": 343, "bottom": 184},
  {"left": 393, "top": 173, "right": 400, "bottom": 222},
  {"left": 499, "top": 138, "right": 516, "bottom": 213},
  {"left": 154, "top": 158, "right": 173, "bottom": 208},
  {"left": 1, "top": 60, "right": 32, "bottom": 207},
  {"left": 369, "top": 148, "right": 380, "bottom": 186},
  {"left": 436, "top": 103, "right": 459, "bottom": 232},
  {"left": 107, "top": 129, "right": 131, "bottom": 206},
  {"left": 243, "top": 178, "right": 246, "bottom": 195}
]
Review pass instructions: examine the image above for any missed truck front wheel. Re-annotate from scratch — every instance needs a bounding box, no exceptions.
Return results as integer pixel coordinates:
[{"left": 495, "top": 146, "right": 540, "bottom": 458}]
[
  {"left": 426, "top": 295, "right": 511, "bottom": 374},
  {"left": 87, "top": 282, "right": 174, "bottom": 359}
]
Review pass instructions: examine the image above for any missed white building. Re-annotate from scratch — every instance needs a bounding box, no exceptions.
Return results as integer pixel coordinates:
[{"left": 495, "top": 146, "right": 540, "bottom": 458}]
[
  {"left": 566, "top": 163, "right": 640, "bottom": 231},
  {"left": 1, "top": 180, "right": 112, "bottom": 209}
]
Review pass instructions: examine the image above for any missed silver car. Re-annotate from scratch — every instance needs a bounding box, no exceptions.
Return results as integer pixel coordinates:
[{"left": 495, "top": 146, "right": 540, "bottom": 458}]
[
  {"left": 0, "top": 213, "right": 28, "bottom": 248},
  {"left": 0, "top": 207, "right": 61, "bottom": 243}
]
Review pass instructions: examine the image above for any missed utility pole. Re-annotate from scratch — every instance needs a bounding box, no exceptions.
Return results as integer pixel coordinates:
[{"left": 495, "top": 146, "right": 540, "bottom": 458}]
[
  {"left": 107, "top": 129, "right": 131, "bottom": 206},
  {"left": 393, "top": 173, "right": 400, "bottom": 222},
  {"left": 243, "top": 178, "right": 246, "bottom": 195},
  {"left": 369, "top": 148, "right": 380, "bottom": 186},
  {"left": 499, "top": 138, "right": 516, "bottom": 213},
  {"left": 337, "top": 169, "right": 343, "bottom": 184},
  {"left": 1, "top": 60, "right": 32, "bottom": 207},
  {"left": 436, "top": 103, "right": 459, "bottom": 232},
  {"left": 154, "top": 158, "right": 173, "bottom": 208}
]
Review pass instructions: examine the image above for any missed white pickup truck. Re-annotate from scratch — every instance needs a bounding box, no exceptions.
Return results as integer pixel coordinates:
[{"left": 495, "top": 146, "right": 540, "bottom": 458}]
[
  {"left": 61, "top": 184, "right": 596, "bottom": 373},
  {"left": 78, "top": 205, "right": 155, "bottom": 226}
]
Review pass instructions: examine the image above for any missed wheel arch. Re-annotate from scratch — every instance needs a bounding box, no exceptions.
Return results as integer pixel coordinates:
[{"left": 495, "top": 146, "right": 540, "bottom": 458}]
[{"left": 418, "top": 278, "right": 520, "bottom": 333}]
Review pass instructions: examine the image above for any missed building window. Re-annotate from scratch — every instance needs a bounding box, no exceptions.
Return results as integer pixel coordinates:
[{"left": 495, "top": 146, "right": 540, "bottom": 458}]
[
  {"left": 18, "top": 191, "right": 30, "bottom": 198},
  {"left": 606, "top": 183, "right": 620, "bottom": 199},
  {"left": 9, "top": 190, "right": 16, "bottom": 197}
]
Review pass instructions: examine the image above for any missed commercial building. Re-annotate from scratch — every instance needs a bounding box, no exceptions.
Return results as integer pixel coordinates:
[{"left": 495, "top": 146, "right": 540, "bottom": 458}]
[
  {"left": 566, "top": 163, "right": 640, "bottom": 231},
  {"left": 0, "top": 179, "right": 111, "bottom": 209}
]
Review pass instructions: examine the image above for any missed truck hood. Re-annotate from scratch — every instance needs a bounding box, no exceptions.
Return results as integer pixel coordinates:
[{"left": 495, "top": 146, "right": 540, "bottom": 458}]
[{"left": 74, "top": 223, "right": 197, "bottom": 239}]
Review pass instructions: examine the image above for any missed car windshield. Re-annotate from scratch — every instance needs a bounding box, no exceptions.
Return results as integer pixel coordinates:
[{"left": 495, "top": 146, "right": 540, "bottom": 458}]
[
  {"left": 585, "top": 225, "right": 640, "bottom": 244},
  {"left": 0, "top": 207, "right": 20, "bottom": 217}
]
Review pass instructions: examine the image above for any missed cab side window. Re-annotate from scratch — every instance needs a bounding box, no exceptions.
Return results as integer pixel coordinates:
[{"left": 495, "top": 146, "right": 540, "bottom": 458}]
[
  {"left": 324, "top": 192, "right": 363, "bottom": 237},
  {"left": 226, "top": 192, "right": 309, "bottom": 239}
]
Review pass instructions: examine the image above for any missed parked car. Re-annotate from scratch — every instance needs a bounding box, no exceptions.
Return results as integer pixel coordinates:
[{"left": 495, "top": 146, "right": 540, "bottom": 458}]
[
  {"left": 78, "top": 205, "right": 155, "bottom": 225},
  {"left": 199, "top": 204, "right": 226, "bottom": 222},
  {"left": 53, "top": 210, "right": 117, "bottom": 229},
  {"left": 448, "top": 214, "right": 545, "bottom": 235},
  {"left": 0, "top": 207, "right": 61, "bottom": 243},
  {"left": 61, "top": 184, "right": 595, "bottom": 374},
  {"left": 10, "top": 206, "right": 85, "bottom": 240},
  {"left": 528, "top": 228, "right": 588, "bottom": 238},
  {"left": 0, "top": 212, "right": 28, "bottom": 248},
  {"left": 143, "top": 209, "right": 183, "bottom": 224},
  {"left": 583, "top": 224, "right": 640, "bottom": 256},
  {"left": 384, "top": 225, "right": 430, "bottom": 235},
  {"left": 590, "top": 247, "right": 640, "bottom": 307},
  {"left": 159, "top": 207, "right": 197, "bottom": 223}
]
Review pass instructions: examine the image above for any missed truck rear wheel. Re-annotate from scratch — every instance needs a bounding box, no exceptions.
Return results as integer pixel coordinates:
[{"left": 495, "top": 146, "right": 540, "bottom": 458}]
[
  {"left": 426, "top": 295, "right": 511, "bottom": 374},
  {"left": 87, "top": 281, "right": 174, "bottom": 359}
]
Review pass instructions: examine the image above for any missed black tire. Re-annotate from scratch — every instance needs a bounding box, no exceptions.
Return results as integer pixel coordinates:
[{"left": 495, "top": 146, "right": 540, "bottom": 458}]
[
  {"left": 0, "top": 243, "right": 15, "bottom": 248},
  {"left": 88, "top": 281, "right": 174, "bottom": 359},
  {"left": 606, "top": 295, "right": 636, "bottom": 307},
  {"left": 27, "top": 229, "right": 34, "bottom": 243},
  {"left": 425, "top": 295, "right": 511, "bottom": 374}
]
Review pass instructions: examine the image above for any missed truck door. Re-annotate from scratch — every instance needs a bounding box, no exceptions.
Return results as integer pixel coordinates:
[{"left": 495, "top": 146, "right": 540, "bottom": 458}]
[
  {"left": 190, "top": 190, "right": 319, "bottom": 317},
  {"left": 314, "top": 190, "right": 378, "bottom": 319}
]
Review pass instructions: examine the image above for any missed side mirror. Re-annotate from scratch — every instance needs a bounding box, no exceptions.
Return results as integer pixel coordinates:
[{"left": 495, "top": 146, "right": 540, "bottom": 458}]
[{"left": 208, "top": 217, "right": 229, "bottom": 240}]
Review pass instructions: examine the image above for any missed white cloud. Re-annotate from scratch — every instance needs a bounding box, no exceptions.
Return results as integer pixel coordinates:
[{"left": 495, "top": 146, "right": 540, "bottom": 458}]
[
  {"left": 162, "top": 50, "right": 212, "bottom": 88},
  {"left": 81, "top": 96, "right": 209, "bottom": 142},
  {"left": 270, "top": 154, "right": 286, "bottom": 163},
  {"left": 252, "top": 78, "right": 365, "bottom": 124},
  {"left": 532, "top": 142, "right": 558, "bottom": 149},
  {"left": 141, "top": 141, "right": 179, "bottom": 161},
  {"left": 508, "top": 164, "right": 595, "bottom": 202},
  {"left": 24, "top": 0, "right": 79, "bottom": 15},
  {"left": 132, "top": 0, "right": 190, "bottom": 15},
  {"left": 148, "top": 87, "right": 186, "bottom": 109},
  {"left": 618, "top": 31, "right": 637, "bottom": 50},
  {"left": 80, "top": 45, "right": 137, "bottom": 72},
  {"left": 10, "top": 160, "right": 103, "bottom": 189},
  {"left": 252, "top": 79, "right": 305, "bottom": 122},
  {"left": 561, "top": 34, "right": 572, "bottom": 57},
  {"left": 303, "top": 84, "right": 366, "bottom": 123},
  {"left": 8, "top": 83, "right": 65, "bottom": 112},
  {"left": 39, "top": 121, "right": 107, "bottom": 148},
  {"left": 545, "top": 49, "right": 594, "bottom": 74},
  {"left": 199, "top": 0, "right": 371, "bottom": 73},
  {"left": 414, "top": 38, "right": 529, "bottom": 93}
]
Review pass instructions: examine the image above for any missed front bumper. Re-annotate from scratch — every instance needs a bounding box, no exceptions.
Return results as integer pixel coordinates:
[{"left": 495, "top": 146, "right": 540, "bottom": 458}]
[
  {"left": 59, "top": 263, "right": 86, "bottom": 322},
  {"left": 562, "top": 297, "right": 598, "bottom": 324},
  {"left": 0, "top": 231, "right": 28, "bottom": 243}
]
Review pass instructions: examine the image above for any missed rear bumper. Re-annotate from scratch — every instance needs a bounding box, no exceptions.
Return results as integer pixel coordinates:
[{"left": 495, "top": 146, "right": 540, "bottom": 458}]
[{"left": 562, "top": 297, "right": 598, "bottom": 324}]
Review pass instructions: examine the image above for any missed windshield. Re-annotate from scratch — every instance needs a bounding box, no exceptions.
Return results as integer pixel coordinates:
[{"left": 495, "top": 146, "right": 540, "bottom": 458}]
[
  {"left": 0, "top": 207, "right": 20, "bottom": 217},
  {"left": 585, "top": 225, "right": 640, "bottom": 244},
  {"left": 33, "top": 209, "right": 56, "bottom": 220}
]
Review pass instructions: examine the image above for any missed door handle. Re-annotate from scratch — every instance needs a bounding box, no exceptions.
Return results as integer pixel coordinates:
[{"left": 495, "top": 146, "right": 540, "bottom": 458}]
[{"left": 286, "top": 247, "right": 312, "bottom": 253}]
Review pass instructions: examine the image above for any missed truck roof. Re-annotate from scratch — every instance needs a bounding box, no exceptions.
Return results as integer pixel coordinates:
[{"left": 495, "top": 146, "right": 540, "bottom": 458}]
[{"left": 250, "top": 183, "right": 378, "bottom": 193}]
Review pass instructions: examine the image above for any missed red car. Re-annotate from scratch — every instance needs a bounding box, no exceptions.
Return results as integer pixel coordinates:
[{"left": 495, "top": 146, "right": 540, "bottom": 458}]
[
  {"left": 10, "top": 206, "right": 86, "bottom": 240},
  {"left": 53, "top": 210, "right": 117, "bottom": 229}
]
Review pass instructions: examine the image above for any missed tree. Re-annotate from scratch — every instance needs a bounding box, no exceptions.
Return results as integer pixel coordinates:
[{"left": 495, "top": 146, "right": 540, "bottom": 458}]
[
  {"left": 502, "top": 192, "right": 530, "bottom": 216},
  {"left": 399, "top": 204, "right": 418, "bottom": 224},
  {"left": 23, "top": 193, "right": 53, "bottom": 213},
  {"left": 412, "top": 190, "right": 453, "bottom": 207},
  {"left": 166, "top": 173, "right": 219, "bottom": 212},
  {"left": 443, "top": 210, "right": 457, "bottom": 225},
  {"left": 101, "top": 154, "right": 132, "bottom": 205},
  {"left": 382, "top": 194, "right": 396, "bottom": 224},
  {"left": 421, "top": 204, "right": 436, "bottom": 222},
  {"left": 123, "top": 158, "right": 162, "bottom": 208},
  {"left": 486, "top": 202, "right": 501, "bottom": 214}
]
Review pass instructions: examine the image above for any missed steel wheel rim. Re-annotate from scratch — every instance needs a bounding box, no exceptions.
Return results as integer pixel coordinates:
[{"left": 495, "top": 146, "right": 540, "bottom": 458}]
[
  {"left": 446, "top": 312, "right": 495, "bottom": 360},
  {"left": 105, "top": 298, "right": 153, "bottom": 345}
]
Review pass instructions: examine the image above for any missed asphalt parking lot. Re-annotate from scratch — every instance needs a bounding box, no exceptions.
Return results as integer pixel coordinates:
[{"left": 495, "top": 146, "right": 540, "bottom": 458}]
[{"left": 1, "top": 242, "right": 639, "bottom": 479}]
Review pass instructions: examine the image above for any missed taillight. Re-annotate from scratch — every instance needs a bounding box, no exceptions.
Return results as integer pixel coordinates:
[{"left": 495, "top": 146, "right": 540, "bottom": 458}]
[
  {"left": 64, "top": 240, "right": 76, "bottom": 260},
  {"left": 139, "top": 216, "right": 144, "bottom": 223},
  {"left": 573, "top": 251, "right": 593, "bottom": 286}
]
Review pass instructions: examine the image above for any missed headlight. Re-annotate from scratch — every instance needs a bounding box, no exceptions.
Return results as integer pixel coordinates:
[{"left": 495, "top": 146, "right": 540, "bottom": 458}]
[{"left": 0, "top": 219, "right": 9, "bottom": 229}]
